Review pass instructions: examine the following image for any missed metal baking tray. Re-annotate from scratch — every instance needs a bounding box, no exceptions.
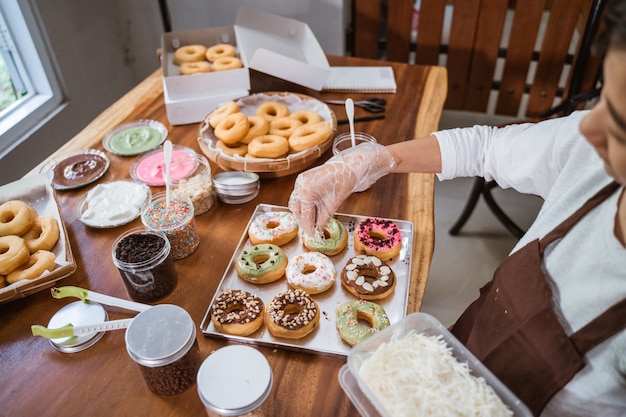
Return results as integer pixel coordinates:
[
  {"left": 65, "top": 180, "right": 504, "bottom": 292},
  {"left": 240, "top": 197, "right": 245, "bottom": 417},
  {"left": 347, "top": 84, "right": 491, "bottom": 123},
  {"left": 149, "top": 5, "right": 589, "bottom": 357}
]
[{"left": 200, "top": 204, "right": 414, "bottom": 357}]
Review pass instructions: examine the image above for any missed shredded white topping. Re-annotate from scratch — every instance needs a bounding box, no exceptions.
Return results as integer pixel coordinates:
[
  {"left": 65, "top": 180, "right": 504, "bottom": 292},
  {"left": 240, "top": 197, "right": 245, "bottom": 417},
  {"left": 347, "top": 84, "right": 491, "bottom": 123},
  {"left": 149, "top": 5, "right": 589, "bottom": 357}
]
[{"left": 358, "top": 332, "right": 514, "bottom": 417}]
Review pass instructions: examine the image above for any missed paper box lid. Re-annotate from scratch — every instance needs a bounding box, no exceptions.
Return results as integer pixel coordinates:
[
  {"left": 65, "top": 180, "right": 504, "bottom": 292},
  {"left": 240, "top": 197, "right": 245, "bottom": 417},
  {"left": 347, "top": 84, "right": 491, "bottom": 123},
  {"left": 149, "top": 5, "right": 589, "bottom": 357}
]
[
  {"left": 234, "top": 6, "right": 331, "bottom": 91},
  {"left": 163, "top": 86, "right": 248, "bottom": 126}
]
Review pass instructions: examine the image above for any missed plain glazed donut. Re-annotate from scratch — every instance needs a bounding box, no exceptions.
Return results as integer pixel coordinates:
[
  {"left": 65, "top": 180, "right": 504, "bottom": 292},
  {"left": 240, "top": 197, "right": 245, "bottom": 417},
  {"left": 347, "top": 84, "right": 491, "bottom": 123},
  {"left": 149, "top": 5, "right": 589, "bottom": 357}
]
[
  {"left": 265, "top": 289, "right": 320, "bottom": 339},
  {"left": 214, "top": 112, "right": 250, "bottom": 145},
  {"left": 205, "top": 43, "right": 236, "bottom": 62},
  {"left": 0, "top": 235, "right": 29, "bottom": 275},
  {"left": 290, "top": 110, "right": 322, "bottom": 125},
  {"left": 210, "top": 289, "right": 264, "bottom": 336},
  {"left": 302, "top": 218, "right": 348, "bottom": 256},
  {"left": 235, "top": 243, "right": 287, "bottom": 284},
  {"left": 354, "top": 217, "right": 403, "bottom": 261},
  {"left": 6, "top": 250, "right": 56, "bottom": 284},
  {"left": 241, "top": 116, "right": 270, "bottom": 144},
  {"left": 336, "top": 300, "right": 391, "bottom": 346},
  {"left": 22, "top": 215, "right": 60, "bottom": 253},
  {"left": 173, "top": 44, "right": 207, "bottom": 65},
  {"left": 248, "top": 211, "right": 299, "bottom": 246},
  {"left": 256, "top": 101, "right": 290, "bottom": 121},
  {"left": 288, "top": 121, "right": 332, "bottom": 153},
  {"left": 209, "top": 101, "right": 241, "bottom": 128},
  {"left": 213, "top": 56, "right": 243, "bottom": 71},
  {"left": 269, "top": 117, "right": 303, "bottom": 139},
  {"left": 247, "top": 135, "right": 289, "bottom": 159},
  {"left": 216, "top": 140, "right": 248, "bottom": 157},
  {"left": 286, "top": 252, "right": 336, "bottom": 294},
  {"left": 0, "top": 200, "right": 37, "bottom": 237},
  {"left": 179, "top": 61, "right": 212, "bottom": 75},
  {"left": 341, "top": 254, "right": 396, "bottom": 300}
]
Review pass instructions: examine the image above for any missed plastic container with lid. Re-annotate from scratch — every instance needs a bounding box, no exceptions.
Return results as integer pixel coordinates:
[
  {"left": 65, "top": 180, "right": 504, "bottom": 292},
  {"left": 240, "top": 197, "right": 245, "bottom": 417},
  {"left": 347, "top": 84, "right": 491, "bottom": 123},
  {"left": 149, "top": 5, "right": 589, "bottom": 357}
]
[
  {"left": 197, "top": 345, "right": 274, "bottom": 416},
  {"left": 212, "top": 172, "right": 260, "bottom": 205},
  {"left": 141, "top": 192, "right": 199, "bottom": 260},
  {"left": 126, "top": 304, "right": 202, "bottom": 396},
  {"left": 332, "top": 132, "right": 377, "bottom": 156},
  {"left": 171, "top": 154, "right": 215, "bottom": 215},
  {"left": 111, "top": 227, "right": 178, "bottom": 302}
]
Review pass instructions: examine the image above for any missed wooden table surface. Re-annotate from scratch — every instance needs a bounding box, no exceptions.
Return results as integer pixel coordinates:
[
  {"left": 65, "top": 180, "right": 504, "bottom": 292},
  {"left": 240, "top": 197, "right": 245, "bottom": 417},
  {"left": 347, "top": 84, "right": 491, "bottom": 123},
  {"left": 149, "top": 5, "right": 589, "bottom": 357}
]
[{"left": 0, "top": 55, "right": 447, "bottom": 417}]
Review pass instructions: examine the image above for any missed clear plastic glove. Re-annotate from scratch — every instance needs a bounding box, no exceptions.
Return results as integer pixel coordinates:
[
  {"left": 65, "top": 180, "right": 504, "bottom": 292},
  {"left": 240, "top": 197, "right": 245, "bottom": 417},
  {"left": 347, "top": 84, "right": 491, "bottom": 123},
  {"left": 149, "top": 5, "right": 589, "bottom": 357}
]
[{"left": 288, "top": 142, "right": 397, "bottom": 237}]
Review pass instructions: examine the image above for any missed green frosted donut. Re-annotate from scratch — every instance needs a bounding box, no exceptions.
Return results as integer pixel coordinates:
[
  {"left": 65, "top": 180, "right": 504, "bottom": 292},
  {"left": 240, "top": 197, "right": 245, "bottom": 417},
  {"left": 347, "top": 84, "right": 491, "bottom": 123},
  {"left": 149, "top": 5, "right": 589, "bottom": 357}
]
[
  {"left": 235, "top": 243, "right": 287, "bottom": 284},
  {"left": 336, "top": 300, "right": 391, "bottom": 347},
  {"left": 302, "top": 218, "right": 348, "bottom": 256}
]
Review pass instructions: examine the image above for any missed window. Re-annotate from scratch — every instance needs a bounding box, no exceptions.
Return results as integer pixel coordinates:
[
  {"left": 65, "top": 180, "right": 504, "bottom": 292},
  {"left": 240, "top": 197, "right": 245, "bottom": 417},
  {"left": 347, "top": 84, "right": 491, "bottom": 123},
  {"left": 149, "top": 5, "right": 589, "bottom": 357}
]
[{"left": 0, "top": 0, "right": 64, "bottom": 159}]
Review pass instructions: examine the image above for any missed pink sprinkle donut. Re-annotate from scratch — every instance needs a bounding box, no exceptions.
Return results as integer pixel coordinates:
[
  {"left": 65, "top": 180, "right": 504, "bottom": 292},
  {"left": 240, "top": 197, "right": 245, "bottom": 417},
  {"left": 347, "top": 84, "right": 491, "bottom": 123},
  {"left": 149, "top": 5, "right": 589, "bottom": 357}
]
[
  {"left": 286, "top": 252, "right": 336, "bottom": 294},
  {"left": 353, "top": 217, "right": 403, "bottom": 261}
]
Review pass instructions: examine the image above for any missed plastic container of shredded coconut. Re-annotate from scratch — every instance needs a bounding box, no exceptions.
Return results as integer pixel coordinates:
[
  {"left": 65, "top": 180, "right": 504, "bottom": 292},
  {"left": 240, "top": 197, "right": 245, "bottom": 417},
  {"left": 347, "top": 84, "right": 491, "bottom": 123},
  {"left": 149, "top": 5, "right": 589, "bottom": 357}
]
[{"left": 343, "top": 312, "right": 533, "bottom": 417}]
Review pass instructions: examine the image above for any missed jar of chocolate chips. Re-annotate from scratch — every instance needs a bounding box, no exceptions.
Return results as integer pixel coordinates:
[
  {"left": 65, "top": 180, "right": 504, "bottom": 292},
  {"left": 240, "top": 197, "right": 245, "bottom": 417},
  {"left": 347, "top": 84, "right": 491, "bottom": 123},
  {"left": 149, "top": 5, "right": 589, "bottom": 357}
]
[
  {"left": 126, "top": 304, "right": 202, "bottom": 396},
  {"left": 112, "top": 227, "right": 178, "bottom": 303}
]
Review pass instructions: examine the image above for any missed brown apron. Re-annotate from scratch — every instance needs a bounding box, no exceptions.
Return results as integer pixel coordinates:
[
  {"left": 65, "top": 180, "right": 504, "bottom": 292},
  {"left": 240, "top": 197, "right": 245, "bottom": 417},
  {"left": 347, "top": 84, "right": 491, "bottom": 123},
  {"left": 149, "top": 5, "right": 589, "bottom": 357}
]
[{"left": 451, "top": 181, "right": 626, "bottom": 415}]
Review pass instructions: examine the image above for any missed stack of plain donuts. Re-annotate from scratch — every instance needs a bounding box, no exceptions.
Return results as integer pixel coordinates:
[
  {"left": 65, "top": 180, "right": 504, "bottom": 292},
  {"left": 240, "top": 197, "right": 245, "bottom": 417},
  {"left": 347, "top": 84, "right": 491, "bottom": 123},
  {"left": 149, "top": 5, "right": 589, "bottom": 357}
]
[
  {"left": 173, "top": 43, "right": 243, "bottom": 75},
  {"left": 0, "top": 200, "right": 60, "bottom": 287},
  {"left": 208, "top": 100, "right": 332, "bottom": 158}
]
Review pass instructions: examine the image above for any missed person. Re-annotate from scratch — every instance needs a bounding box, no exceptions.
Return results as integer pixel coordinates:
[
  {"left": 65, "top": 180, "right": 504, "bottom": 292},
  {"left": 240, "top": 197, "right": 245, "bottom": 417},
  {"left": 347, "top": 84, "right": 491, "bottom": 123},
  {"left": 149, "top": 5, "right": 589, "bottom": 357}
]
[{"left": 288, "top": 1, "right": 626, "bottom": 415}]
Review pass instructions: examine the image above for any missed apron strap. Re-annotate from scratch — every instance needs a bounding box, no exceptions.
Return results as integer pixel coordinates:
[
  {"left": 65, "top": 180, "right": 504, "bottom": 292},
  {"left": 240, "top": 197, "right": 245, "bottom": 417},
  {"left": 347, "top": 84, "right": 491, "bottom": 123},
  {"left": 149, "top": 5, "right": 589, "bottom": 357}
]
[
  {"left": 571, "top": 297, "right": 626, "bottom": 354},
  {"left": 539, "top": 182, "right": 621, "bottom": 251}
]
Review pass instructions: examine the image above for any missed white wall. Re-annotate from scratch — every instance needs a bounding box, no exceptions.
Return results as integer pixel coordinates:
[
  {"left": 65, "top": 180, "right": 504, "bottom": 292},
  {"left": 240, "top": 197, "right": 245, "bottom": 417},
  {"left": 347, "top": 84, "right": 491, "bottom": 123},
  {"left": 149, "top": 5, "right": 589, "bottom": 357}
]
[{"left": 0, "top": 0, "right": 348, "bottom": 184}]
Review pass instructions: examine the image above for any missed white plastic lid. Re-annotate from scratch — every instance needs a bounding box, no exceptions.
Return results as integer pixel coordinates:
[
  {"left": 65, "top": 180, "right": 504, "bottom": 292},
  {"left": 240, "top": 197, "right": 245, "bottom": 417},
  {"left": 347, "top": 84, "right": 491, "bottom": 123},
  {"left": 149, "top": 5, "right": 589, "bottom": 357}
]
[
  {"left": 197, "top": 345, "right": 272, "bottom": 416},
  {"left": 48, "top": 300, "right": 108, "bottom": 353}
]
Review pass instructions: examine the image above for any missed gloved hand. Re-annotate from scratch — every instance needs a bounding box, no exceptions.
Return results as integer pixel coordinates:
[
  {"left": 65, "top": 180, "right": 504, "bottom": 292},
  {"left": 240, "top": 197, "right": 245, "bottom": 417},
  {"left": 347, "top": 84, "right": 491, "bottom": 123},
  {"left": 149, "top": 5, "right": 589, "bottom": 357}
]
[{"left": 288, "top": 142, "right": 397, "bottom": 237}]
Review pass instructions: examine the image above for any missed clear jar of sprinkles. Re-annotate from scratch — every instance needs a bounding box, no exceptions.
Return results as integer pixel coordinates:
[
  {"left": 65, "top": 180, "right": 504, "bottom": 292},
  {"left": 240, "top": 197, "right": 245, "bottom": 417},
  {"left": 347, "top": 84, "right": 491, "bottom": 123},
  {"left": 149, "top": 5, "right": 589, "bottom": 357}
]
[
  {"left": 126, "top": 304, "right": 202, "bottom": 396},
  {"left": 141, "top": 192, "right": 199, "bottom": 260}
]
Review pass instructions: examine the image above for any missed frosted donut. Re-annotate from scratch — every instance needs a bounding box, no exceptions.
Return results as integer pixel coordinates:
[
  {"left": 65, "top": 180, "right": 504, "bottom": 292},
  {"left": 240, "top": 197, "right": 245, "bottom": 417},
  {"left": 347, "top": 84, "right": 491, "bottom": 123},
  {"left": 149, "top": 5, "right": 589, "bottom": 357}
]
[
  {"left": 341, "top": 254, "right": 396, "bottom": 300},
  {"left": 286, "top": 252, "right": 336, "bottom": 294},
  {"left": 241, "top": 116, "right": 270, "bottom": 144},
  {"left": 216, "top": 140, "right": 248, "bottom": 157},
  {"left": 205, "top": 43, "right": 236, "bottom": 62},
  {"left": 248, "top": 211, "right": 299, "bottom": 246},
  {"left": 290, "top": 110, "right": 322, "bottom": 125},
  {"left": 0, "top": 235, "right": 29, "bottom": 275},
  {"left": 214, "top": 112, "right": 250, "bottom": 145},
  {"left": 302, "top": 218, "right": 348, "bottom": 256},
  {"left": 256, "top": 101, "right": 290, "bottom": 121},
  {"left": 247, "top": 135, "right": 289, "bottom": 159},
  {"left": 235, "top": 243, "right": 287, "bottom": 284},
  {"left": 213, "top": 56, "right": 243, "bottom": 71},
  {"left": 6, "top": 250, "right": 56, "bottom": 284},
  {"left": 173, "top": 44, "right": 207, "bottom": 65},
  {"left": 354, "top": 217, "right": 403, "bottom": 261},
  {"left": 269, "top": 117, "right": 303, "bottom": 139},
  {"left": 265, "top": 289, "right": 320, "bottom": 339},
  {"left": 288, "top": 121, "right": 332, "bottom": 153},
  {"left": 210, "top": 289, "right": 264, "bottom": 336},
  {"left": 0, "top": 200, "right": 37, "bottom": 237},
  {"left": 209, "top": 101, "right": 241, "bottom": 128},
  {"left": 179, "top": 61, "right": 212, "bottom": 75},
  {"left": 22, "top": 215, "right": 60, "bottom": 253},
  {"left": 336, "top": 300, "right": 391, "bottom": 346}
]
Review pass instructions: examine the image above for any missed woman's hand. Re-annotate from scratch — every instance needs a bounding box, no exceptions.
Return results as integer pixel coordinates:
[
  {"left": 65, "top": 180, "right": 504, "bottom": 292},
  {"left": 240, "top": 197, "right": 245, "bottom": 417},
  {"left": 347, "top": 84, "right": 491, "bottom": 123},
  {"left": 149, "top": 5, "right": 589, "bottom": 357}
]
[{"left": 288, "top": 142, "right": 397, "bottom": 236}]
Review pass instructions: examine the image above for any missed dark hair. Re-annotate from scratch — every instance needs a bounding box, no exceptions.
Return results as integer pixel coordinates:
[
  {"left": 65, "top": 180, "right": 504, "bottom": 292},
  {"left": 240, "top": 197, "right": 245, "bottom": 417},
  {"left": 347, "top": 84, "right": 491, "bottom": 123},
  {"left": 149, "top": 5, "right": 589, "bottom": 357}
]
[{"left": 594, "top": 0, "right": 626, "bottom": 56}]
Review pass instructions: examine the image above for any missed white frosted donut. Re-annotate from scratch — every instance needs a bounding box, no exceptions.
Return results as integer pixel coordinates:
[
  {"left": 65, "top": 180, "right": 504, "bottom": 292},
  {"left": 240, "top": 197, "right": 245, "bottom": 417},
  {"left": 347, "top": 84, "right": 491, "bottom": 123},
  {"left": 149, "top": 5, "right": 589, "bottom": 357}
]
[
  {"left": 248, "top": 211, "right": 299, "bottom": 246},
  {"left": 286, "top": 252, "right": 336, "bottom": 294}
]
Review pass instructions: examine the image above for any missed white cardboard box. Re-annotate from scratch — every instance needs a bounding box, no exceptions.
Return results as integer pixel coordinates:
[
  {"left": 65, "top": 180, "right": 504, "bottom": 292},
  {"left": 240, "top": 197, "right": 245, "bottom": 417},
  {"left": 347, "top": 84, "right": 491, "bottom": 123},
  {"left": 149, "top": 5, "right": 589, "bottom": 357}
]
[{"left": 162, "top": 6, "right": 331, "bottom": 125}]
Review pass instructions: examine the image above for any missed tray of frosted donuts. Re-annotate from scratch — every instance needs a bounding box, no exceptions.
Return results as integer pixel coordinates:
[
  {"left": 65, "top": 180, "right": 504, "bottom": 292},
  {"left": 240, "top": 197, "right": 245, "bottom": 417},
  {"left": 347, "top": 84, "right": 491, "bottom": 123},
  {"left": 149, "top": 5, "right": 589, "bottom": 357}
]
[
  {"left": 200, "top": 204, "right": 414, "bottom": 357},
  {"left": 197, "top": 92, "right": 337, "bottom": 178},
  {"left": 0, "top": 173, "right": 76, "bottom": 303}
]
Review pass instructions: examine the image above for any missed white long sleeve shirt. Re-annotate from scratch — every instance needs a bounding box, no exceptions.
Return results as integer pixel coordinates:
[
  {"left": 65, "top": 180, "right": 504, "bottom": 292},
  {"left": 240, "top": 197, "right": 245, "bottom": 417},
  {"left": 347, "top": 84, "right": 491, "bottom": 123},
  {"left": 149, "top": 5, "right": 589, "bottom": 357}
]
[{"left": 434, "top": 111, "right": 626, "bottom": 416}]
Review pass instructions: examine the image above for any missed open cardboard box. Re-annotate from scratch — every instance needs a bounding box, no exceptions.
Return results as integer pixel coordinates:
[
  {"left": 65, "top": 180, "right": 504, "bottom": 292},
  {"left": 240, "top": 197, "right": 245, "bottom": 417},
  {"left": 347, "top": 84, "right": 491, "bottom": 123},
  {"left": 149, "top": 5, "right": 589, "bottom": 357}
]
[{"left": 161, "top": 6, "right": 331, "bottom": 125}]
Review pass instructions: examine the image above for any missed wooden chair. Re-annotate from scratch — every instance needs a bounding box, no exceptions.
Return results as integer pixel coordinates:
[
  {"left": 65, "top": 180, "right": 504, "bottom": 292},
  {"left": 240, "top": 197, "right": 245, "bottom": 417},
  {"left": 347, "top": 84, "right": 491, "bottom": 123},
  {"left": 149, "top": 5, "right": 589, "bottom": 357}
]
[{"left": 351, "top": 0, "right": 605, "bottom": 237}]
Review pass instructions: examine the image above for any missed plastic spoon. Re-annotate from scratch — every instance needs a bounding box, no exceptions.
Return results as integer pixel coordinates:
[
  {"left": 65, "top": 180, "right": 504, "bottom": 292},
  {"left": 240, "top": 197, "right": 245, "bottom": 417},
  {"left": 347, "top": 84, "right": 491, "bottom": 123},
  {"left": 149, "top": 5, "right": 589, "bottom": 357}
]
[
  {"left": 31, "top": 318, "right": 134, "bottom": 340},
  {"left": 163, "top": 139, "right": 173, "bottom": 206},
  {"left": 51, "top": 286, "right": 152, "bottom": 312},
  {"left": 345, "top": 98, "right": 356, "bottom": 147}
]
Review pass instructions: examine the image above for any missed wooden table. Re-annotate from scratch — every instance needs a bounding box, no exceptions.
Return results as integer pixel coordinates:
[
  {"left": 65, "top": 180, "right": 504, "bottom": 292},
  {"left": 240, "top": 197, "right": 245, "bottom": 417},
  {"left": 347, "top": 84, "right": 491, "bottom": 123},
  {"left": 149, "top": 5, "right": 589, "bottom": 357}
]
[{"left": 0, "top": 55, "right": 446, "bottom": 417}]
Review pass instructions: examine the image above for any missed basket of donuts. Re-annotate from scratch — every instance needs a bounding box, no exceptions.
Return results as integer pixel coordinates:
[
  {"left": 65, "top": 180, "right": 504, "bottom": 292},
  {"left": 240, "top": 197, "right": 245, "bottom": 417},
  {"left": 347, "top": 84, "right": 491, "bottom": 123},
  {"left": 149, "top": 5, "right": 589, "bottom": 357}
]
[
  {"left": 0, "top": 173, "right": 76, "bottom": 303},
  {"left": 200, "top": 204, "right": 414, "bottom": 357},
  {"left": 198, "top": 92, "right": 337, "bottom": 178}
]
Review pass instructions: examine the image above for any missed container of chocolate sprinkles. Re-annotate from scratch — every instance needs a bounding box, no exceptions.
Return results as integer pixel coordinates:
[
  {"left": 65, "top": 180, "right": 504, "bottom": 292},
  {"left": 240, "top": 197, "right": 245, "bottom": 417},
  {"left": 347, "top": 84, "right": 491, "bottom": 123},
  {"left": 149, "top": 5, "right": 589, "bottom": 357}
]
[
  {"left": 141, "top": 192, "right": 199, "bottom": 260},
  {"left": 126, "top": 304, "right": 202, "bottom": 396},
  {"left": 112, "top": 227, "right": 178, "bottom": 302}
]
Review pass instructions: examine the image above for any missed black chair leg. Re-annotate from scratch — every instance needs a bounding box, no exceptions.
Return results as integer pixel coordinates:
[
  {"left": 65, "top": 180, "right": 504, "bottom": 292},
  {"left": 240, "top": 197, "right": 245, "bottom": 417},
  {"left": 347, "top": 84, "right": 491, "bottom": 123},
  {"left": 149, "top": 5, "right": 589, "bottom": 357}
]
[
  {"left": 482, "top": 181, "right": 525, "bottom": 239},
  {"left": 449, "top": 177, "right": 485, "bottom": 236}
]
